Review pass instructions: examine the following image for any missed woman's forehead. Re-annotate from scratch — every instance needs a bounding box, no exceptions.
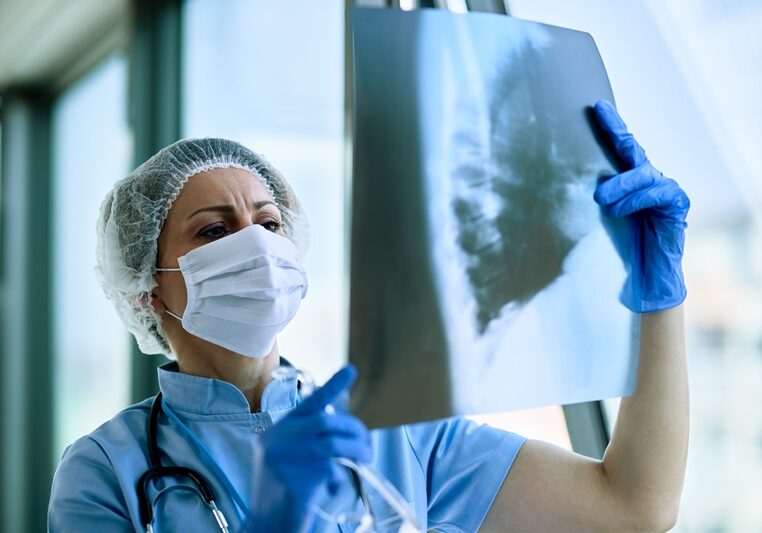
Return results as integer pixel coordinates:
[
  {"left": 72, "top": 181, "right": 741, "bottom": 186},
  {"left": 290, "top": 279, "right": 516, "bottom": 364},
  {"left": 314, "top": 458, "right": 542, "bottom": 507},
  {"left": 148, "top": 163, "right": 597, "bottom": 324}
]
[{"left": 172, "top": 167, "right": 275, "bottom": 213}]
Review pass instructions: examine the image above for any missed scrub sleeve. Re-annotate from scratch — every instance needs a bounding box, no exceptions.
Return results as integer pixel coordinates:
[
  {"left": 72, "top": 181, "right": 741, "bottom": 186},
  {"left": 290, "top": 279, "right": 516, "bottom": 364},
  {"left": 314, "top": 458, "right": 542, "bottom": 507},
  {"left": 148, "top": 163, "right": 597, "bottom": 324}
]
[{"left": 404, "top": 417, "right": 526, "bottom": 532}]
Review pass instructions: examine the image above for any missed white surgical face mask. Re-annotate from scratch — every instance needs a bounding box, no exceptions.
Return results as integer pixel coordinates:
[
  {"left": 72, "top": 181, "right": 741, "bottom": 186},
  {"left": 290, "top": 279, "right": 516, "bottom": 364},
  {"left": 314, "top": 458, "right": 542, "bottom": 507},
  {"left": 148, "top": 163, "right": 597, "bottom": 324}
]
[{"left": 156, "top": 224, "right": 308, "bottom": 358}]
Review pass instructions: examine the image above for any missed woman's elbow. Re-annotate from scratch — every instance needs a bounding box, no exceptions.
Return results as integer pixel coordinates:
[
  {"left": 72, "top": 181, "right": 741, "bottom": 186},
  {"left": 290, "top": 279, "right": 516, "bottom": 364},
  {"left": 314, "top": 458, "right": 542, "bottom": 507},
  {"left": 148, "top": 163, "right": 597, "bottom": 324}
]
[
  {"left": 646, "top": 505, "right": 679, "bottom": 533},
  {"left": 624, "top": 500, "right": 680, "bottom": 532}
]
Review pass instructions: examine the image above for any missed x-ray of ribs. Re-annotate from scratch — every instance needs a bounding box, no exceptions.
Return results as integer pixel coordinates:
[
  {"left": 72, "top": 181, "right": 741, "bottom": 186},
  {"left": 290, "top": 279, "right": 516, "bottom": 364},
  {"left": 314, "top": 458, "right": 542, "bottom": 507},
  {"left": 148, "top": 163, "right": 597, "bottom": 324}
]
[{"left": 449, "top": 47, "right": 591, "bottom": 335}]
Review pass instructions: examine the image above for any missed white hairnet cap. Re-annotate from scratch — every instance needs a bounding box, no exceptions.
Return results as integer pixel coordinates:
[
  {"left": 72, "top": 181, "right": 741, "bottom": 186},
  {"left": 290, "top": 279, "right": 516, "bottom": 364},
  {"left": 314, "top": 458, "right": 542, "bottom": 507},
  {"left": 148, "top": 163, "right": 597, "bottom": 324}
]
[{"left": 95, "top": 137, "right": 310, "bottom": 357}]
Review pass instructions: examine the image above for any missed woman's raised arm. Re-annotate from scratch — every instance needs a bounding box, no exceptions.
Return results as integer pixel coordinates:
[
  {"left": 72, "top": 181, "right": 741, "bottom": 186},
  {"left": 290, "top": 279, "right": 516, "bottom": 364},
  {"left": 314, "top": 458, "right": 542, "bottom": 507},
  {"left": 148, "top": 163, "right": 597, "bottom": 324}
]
[{"left": 482, "top": 100, "right": 690, "bottom": 532}]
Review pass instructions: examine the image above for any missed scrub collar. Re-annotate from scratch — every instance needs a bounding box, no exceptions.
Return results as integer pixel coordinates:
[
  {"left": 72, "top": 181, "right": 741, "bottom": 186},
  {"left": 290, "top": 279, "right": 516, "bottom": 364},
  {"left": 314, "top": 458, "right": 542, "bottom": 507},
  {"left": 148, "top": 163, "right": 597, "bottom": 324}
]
[{"left": 157, "top": 359, "right": 299, "bottom": 416}]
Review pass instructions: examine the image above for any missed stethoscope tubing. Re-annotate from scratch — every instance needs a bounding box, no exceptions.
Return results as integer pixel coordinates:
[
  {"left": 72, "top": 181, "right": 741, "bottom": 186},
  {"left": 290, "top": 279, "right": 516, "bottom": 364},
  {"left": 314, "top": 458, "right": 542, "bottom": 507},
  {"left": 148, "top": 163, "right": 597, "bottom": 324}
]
[{"left": 138, "top": 393, "right": 229, "bottom": 532}]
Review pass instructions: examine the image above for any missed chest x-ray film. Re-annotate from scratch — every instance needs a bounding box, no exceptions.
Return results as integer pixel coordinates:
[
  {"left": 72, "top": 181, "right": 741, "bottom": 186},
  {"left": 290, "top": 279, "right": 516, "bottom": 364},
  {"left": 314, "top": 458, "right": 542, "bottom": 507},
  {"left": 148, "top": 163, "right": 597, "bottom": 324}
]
[{"left": 348, "top": 7, "right": 638, "bottom": 428}]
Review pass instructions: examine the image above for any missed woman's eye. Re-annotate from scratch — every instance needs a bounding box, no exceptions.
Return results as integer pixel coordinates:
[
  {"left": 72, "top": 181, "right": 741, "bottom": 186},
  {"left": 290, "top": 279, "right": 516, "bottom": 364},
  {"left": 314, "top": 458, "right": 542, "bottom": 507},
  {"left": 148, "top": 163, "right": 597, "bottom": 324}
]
[
  {"left": 200, "top": 224, "right": 228, "bottom": 239},
  {"left": 262, "top": 220, "right": 284, "bottom": 233}
]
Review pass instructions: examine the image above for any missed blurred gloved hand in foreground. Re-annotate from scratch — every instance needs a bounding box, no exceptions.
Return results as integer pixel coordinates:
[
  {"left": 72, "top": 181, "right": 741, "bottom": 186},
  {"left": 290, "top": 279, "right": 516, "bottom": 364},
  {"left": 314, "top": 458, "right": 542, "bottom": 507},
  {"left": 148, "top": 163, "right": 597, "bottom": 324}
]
[
  {"left": 592, "top": 99, "right": 690, "bottom": 313},
  {"left": 240, "top": 365, "right": 372, "bottom": 533}
]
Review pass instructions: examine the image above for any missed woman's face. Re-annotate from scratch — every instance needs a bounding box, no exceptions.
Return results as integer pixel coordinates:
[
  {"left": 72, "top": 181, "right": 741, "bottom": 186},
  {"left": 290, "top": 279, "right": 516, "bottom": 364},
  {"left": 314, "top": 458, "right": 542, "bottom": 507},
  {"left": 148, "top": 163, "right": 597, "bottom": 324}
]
[{"left": 151, "top": 167, "right": 286, "bottom": 347}]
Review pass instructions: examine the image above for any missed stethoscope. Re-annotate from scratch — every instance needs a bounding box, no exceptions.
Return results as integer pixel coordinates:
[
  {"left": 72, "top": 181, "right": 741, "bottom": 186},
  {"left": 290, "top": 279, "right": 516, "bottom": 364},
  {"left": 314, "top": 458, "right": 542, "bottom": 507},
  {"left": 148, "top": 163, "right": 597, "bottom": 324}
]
[
  {"left": 137, "top": 359, "right": 302, "bottom": 533},
  {"left": 136, "top": 371, "right": 372, "bottom": 533},
  {"left": 138, "top": 391, "right": 231, "bottom": 533},
  {"left": 137, "top": 361, "right": 410, "bottom": 533}
]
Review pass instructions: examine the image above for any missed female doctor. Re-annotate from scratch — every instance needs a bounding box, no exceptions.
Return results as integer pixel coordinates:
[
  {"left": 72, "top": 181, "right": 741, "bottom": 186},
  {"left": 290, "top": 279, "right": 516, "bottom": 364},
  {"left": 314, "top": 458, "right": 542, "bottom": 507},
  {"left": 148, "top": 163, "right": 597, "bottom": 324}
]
[{"left": 48, "top": 100, "right": 690, "bottom": 532}]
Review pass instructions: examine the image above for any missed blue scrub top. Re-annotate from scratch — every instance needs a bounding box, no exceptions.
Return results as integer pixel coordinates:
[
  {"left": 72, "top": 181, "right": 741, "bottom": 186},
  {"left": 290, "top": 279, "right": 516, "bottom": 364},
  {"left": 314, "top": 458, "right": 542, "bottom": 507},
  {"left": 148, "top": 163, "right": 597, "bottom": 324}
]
[{"left": 48, "top": 361, "right": 525, "bottom": 532}]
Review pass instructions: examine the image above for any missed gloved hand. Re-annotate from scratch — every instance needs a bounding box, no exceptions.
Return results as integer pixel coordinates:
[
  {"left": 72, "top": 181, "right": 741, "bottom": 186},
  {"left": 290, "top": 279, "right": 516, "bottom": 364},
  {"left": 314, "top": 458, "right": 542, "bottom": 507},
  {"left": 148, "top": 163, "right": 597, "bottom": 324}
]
[
  {"left": 240, "top": 365, "right": 372, "bottom": 533},
  {"left": 592, "top": 99, "right": 690, "bottom": 313}
]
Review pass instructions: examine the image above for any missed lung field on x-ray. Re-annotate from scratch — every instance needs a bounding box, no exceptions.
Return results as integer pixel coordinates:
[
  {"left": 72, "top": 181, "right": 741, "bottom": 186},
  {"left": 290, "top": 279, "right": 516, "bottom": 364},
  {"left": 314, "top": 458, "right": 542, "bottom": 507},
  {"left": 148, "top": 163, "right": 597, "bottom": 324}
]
[{"left": 451, "top": 45, "right": 591, "bottom": 335}]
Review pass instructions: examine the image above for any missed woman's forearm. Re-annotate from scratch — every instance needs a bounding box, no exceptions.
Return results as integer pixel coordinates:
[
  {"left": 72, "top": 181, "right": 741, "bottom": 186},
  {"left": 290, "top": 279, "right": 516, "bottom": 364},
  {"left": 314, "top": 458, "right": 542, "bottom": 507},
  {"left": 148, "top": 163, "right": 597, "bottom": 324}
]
[{"left": 602, "top": 304, "right": 689, "bottom": 531}]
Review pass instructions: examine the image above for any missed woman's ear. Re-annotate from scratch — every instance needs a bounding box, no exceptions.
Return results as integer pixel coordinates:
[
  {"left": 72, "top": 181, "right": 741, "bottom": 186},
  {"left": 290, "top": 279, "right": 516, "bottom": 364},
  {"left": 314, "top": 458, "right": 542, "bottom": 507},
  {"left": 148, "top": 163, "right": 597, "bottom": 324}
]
[
  {"left": 138, "top": 291, "right": 166, "bottom": 314},
  {"left": 150, "top": 292, "right": 167, "bottom": 314}
]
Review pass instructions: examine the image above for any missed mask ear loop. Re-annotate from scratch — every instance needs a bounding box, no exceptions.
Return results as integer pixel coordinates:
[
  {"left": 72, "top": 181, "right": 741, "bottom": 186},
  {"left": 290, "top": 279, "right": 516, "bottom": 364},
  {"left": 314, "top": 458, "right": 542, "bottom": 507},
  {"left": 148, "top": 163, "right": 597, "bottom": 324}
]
[
  {"left": 154, "top": 267, "right": 184, "bottom": 321},
  {"left": 163, "top": 309, "right": 184, "bottom": 321}
]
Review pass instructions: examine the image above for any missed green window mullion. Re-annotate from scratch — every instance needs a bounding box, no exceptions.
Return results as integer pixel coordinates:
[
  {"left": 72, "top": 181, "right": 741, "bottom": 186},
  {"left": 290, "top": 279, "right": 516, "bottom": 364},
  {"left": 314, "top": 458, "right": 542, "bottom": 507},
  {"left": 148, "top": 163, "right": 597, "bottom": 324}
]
[
  {"left": 0, "top": 91, "right": 55, "bottom": 533},
  {"left": 128, "top": 0, "right": 183, "bottom": 403}
]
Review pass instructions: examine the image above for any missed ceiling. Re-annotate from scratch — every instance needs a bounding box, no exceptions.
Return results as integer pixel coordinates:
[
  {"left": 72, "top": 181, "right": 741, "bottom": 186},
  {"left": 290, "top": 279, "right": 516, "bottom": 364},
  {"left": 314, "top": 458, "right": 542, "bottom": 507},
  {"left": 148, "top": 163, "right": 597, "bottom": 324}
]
[{"left": 0, "top": 0, "right": 127, "bottom": 91}]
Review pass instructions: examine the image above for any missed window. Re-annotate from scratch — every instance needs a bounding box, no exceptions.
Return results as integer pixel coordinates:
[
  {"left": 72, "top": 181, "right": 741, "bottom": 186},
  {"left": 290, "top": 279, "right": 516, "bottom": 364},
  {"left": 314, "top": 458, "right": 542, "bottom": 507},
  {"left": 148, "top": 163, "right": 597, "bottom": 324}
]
[
  {"left": 52, "top": 54, "right": 132, "bottom": 458},
  {"left": 183, "top": 0, "right": 346, "bottom": 382}
]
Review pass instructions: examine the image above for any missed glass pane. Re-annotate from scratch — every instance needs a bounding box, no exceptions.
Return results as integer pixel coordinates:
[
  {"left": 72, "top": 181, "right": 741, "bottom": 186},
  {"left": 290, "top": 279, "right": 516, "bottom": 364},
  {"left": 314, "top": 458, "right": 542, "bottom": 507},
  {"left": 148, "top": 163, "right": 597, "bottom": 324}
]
[
  {"left": 507, "top": 0, "right": 762, "bottom": 530},
  {"left": 52, "top": 54, "right": 132, "bottom": 459},
  {"left": 469, "top": 406, "right": 572, "bottom": 449},
  {"left": 183, "top": 0, "right": 345, "bottom": 382}
]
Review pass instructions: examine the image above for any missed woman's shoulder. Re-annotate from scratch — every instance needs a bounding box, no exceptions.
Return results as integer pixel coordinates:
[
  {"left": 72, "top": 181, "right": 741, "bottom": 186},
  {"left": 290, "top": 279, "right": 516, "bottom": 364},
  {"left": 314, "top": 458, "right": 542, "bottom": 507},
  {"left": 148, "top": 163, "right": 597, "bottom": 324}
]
[{"left": 49, "top": 398, "right": 154, "bottom": 529}]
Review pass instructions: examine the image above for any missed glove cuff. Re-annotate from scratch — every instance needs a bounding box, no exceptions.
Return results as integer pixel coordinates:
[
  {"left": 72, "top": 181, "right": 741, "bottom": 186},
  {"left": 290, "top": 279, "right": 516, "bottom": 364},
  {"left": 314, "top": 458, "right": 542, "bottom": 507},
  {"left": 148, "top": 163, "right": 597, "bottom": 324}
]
[{"left": 619, "top": 260, "right": 687, "bottom": 313}]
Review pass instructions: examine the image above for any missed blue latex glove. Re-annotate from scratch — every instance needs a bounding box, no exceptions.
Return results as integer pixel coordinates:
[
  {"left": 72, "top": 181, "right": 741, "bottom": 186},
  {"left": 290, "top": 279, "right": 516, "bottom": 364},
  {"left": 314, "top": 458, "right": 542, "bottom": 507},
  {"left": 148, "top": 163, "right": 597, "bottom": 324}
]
[
  {"left": 592, "top": 100, "right": 690, "bottom": 313},
  {"left": 240, "top": 365, "right": 372, "bottom": 533}
]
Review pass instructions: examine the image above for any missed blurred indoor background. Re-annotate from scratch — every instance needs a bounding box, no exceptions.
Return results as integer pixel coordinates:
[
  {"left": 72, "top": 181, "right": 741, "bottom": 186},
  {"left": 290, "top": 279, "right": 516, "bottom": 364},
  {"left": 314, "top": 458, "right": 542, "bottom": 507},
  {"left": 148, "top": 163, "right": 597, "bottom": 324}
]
[{"left": 0, "top": 1, "right": 759, "bottom": 531}]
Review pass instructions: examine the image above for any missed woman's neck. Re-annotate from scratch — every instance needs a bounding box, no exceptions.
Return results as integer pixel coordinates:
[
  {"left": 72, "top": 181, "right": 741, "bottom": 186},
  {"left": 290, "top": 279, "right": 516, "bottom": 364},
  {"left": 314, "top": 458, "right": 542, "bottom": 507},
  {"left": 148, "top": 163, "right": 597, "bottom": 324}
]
[{"left": 176, "top": 341, "right": 281, "bottom": 413}]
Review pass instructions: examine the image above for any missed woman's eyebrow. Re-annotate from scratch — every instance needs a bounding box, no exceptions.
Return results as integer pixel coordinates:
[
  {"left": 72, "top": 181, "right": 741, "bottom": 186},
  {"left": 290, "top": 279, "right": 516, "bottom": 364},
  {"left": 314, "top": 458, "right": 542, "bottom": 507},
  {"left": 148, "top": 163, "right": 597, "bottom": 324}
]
[{"left": 187, "top": 201, "right": 277, "bottom": 220}]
